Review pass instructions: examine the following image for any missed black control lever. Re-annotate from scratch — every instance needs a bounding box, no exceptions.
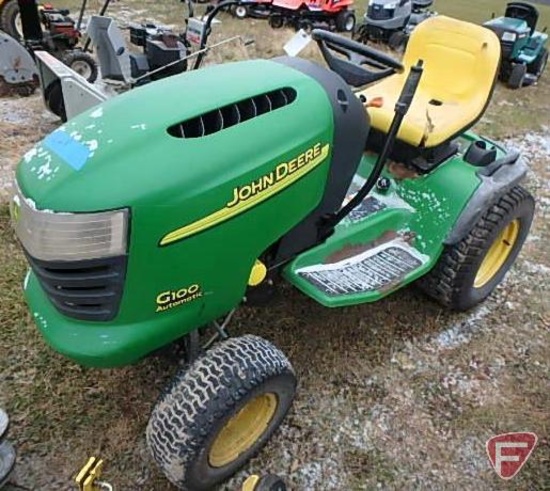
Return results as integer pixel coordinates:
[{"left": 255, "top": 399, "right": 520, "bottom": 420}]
[{"left": 321, "top": 60, "right": 424, "bottom": 234}]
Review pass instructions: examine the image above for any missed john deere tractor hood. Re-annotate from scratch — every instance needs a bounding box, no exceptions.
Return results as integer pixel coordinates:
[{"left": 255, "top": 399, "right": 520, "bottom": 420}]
[
  {"left": 12, "top": 58, "right": 368, "bottom": 366},
  {"left": 16, "top": 59, "right": 332, "bottom": 212}
]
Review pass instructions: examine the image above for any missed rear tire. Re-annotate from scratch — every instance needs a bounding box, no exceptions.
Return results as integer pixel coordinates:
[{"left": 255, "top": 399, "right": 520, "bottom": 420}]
[
  {"left": 508, "top": 62, "right": 527, "bottom": 89},
  {"left": 417, "top": 186, "right": 534, "bottom": 311},
  {"left": 335, "top": 10, "right": 355, "bottom": 32},
  {"left": 0, "top": 0, "right": 21, "bottom": 40},
  {"left": 146, "top": 335, "right": 297, "bottom": 491}
]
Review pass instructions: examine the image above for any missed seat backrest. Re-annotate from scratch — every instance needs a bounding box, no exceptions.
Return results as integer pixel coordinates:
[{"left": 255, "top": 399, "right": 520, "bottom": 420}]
[
  {"left": 403, "top": 16, "right": 501, "bottom": 104},
  {"left": 505, "top": 2, "right": 539, "bottom": 35}
]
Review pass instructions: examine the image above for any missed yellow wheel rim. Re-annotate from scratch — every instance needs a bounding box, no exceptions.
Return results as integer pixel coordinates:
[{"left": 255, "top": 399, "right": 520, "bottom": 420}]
[
  {"left": 209, "top": 393, "right": 278, "bottom": 468},
  {"left": 474, "top": 220, "right": 520, "bottom": 288}
]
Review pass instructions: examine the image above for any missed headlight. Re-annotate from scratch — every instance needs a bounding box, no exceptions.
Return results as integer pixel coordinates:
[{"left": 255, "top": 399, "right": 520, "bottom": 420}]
[
  {"left": 11, "top": 184, "right": 128, "bottom": 262},
  {"left": 502, "top": 32, "right": 517, "bottom": 42},
  {"left": 384, "top": 2, "right": 398, "bottom": 9}
]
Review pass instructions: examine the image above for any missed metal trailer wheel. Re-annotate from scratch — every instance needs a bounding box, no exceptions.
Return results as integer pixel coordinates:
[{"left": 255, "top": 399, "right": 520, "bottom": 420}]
[
  {"left": 62, "top": 51, "right": 99, "bottom": 83},
  {"left": 233, "top": 4, "right": 249, "bottom": 19}
]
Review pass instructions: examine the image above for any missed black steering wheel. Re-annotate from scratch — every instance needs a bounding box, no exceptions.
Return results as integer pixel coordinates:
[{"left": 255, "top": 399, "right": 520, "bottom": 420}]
[{"left": 311, "top": 29, "right": 404, "bottom": 87}]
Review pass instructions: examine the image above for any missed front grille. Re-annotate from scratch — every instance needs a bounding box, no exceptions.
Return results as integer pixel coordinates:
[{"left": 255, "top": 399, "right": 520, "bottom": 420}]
[
  {"left": 501, "top": 40, "right": 514, "bottom": 57},
  {"left": 368, "top": 5, "right": 394, "bottom": 20},
  {"left": 27, "top": 254, "right": 127, "bottom": 322}
]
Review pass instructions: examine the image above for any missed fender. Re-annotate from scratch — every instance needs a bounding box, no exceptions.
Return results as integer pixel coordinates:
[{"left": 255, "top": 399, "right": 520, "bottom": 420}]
[{"left": 445, "top": 152, "right": 528, "bottom": 245}]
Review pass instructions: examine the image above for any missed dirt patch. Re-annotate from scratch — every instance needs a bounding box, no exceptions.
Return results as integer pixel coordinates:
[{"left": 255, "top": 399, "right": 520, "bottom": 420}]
[{"left": 0, "top": 96, "right": 59, "bottom": 199}]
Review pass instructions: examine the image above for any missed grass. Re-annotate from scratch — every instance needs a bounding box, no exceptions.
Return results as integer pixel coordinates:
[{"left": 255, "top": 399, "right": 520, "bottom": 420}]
[{"left": 1, "top": 0, "right": 550, "bottom": 489}]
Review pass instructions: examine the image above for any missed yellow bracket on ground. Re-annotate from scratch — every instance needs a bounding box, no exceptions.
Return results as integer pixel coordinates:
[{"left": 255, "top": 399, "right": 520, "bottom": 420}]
[
  {"left": 75, "top": 457, "right": 105, "bottom": 491},
  {"left": 242, "top": 475, "right": 261, "bottom": 491}
]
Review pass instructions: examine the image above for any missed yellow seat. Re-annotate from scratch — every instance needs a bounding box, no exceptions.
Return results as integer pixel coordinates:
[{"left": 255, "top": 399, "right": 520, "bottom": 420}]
[{"left": 359, "top": 16, "right": 501, "bottom": 148}]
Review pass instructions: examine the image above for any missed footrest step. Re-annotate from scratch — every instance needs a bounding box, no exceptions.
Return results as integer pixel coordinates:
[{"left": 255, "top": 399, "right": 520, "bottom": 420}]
[{"left": 288, "top": 239, "right": 429, "bottom": 307}]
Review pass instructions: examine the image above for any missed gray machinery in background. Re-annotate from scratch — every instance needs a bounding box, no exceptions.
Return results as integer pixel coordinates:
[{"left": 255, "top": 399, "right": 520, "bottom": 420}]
[{"left": 354, "top": 0, "right": 436, "bottom": 50}]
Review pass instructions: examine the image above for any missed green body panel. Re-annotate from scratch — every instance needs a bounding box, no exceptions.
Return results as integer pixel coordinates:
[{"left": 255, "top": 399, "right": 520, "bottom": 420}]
[
  {"left": 18, "top": 60, "right": 334, "bottom": 367},
  {"left": 284, "top": 133, "right": 502, "bottom": 307}
]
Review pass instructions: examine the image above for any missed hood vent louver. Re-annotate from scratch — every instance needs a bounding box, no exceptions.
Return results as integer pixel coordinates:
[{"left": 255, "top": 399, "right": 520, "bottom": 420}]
[{"left": 168, "top": 87, "right": 297, "bottom": 139}]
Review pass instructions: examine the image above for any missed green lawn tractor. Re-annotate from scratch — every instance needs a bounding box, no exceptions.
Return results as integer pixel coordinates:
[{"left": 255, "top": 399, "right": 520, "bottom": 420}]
[
  {"left": 10, "top": 14, "right": 535, "bottom": 491},
  {"left": 484, "top": 2, "right": 548, "bottom": 89}
]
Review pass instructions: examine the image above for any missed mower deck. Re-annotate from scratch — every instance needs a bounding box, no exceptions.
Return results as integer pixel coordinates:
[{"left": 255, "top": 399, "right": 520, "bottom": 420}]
[{"left": 285, "top": 133, "right": 492, "bottom": 306}]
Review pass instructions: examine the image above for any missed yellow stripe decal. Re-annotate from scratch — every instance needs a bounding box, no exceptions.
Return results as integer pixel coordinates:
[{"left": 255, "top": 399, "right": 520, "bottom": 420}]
[{"left": 160, "top": 143, "right": 330, "bottom": 246}]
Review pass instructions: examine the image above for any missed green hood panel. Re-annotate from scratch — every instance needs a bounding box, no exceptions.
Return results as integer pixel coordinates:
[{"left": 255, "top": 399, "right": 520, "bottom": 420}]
[{"left": 16, "top": 59, "right": 328, "bottom": 212}]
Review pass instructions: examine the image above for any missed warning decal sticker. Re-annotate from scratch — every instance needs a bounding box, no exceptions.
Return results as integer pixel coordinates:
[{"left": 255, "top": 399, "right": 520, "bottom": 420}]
[{"left": 297, "top": 240, "right": 427, "bottom": 296}]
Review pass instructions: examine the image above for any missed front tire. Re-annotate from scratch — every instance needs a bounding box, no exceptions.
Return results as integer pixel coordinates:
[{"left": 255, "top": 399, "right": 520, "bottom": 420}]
[
  {"left": 146, "top": 335, "right": 297, "bottom": 491},
  {"left": 508, "top": 62, "right": 527, "bottom": 89},
  {"left": 335, "top": 10, "right": 355, "bottom": 32},
  {"left": 417, "top": 186, "right": 534, "bottom": 311}
]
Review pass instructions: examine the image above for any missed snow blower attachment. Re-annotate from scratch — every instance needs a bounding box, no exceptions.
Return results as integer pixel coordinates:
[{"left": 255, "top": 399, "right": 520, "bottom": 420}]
[
  {"left": 11, "top": 15, "right": 535, "bottom": 491},
  {"left": 35, "top": 0, "right": 252, "bottom": 121},
  {"left": 0, "top": 29, "right": 38, "bottom": 96}
]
